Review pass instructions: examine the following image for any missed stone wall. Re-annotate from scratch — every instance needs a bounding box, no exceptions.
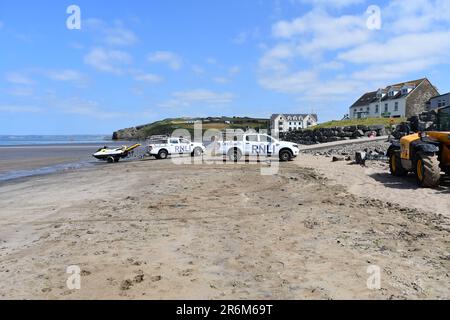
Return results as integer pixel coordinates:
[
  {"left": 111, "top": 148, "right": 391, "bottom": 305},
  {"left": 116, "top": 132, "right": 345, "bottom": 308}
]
[
  {"left": 280, "top": 125, "right": 387, "bottom": 145},
  {"left": 406, "top": 79, "right": 439, "bottom": 118}
]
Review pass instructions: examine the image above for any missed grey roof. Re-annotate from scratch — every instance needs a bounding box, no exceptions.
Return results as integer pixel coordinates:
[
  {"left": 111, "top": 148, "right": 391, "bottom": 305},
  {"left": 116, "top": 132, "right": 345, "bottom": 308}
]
[
  {"left": 351, "top": 78, "right": 428, "bottom": 108},
  {"left": 271, "top": 113, "right": 318, "bottom": 122},
  {"left": 430, "top": 92, "right": 450, "bottom": 100}
]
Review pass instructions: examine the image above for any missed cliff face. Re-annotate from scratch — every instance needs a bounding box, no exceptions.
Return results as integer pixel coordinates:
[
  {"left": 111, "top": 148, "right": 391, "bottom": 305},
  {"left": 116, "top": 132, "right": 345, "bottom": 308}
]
[
  {"left": 112, "top": 127, "right": 142, "bottom": 140},
  {"left": 112, "top": 117, "right": 270, "bottom": 141}
]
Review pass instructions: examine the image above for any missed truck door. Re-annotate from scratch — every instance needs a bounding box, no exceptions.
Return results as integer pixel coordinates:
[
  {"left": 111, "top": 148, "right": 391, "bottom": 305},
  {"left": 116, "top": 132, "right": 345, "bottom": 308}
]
[
  {"left": 259, "top": 134, "right": 275, "bottom": 156},
  {"left": 179, "top": 138, "right": 192, "bottom": 154},
  {"left": 169, "top": 138, "right": 180, "bottom": 154},
  {"left": 245, "top": 134, "right": 260, "bottom": 155}
]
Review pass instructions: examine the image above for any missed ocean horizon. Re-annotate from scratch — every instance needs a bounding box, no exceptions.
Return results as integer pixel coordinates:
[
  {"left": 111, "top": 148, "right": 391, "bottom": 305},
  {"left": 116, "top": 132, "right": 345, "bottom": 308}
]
[{"left": 0, "top": 135, "right": 112, "bottom": 146}]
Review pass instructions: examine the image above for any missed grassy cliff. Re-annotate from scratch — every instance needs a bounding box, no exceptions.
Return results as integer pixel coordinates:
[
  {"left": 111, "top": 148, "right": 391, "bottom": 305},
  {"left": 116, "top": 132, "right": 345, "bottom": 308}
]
[
  {"left": 310, "top": 117, "right": 406, "bottom": 130},
  {"left": 112, "top": 117, "right": 270, "bottom": 140}
]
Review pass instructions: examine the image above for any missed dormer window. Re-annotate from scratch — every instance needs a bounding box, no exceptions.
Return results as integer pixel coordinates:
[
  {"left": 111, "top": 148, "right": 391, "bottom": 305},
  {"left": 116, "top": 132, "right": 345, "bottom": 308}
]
[
  {"left": 401, "top": 85, "right": 414, "bottom": 94},
  {"left": 376, "top": 89, "right": 386, "bottom": 99},
  {"left": 388, "top": 89, "right": 399, "bottom": 97}
]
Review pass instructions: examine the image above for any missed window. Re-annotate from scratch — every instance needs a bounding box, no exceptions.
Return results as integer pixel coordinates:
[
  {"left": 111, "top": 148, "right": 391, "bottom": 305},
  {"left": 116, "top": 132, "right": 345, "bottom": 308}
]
[
  {"left": 170, "top": 139, "right": 179, "bottom": 144},
  {"left": 366, "top": 107, "right": 370, "bottom": 113},
  {"left": 289, "top": 122, "right": 292, "bottom": 125},
  {"left": 394, "top": 102, "right": 399, "bottom": 111},
  {"left": 384, "top": 104, "right": 388, "bottom": 112},
  {"left": 180, "top": 138, "right": 190, "bottom": 144},
  {"left": 246, "top": 135, "right": 259, "bottom": 142},
  {"left": 278, "top": 121, "right": 283, "bottom": 126},
  {"left": 375, "top": 105, "right": 379, "bottom": 113},
  {"left": 260, "top": 135, "right": 275, "bottom": 143},
  {"left": 437, "top": 106, "right": 450, "bottom": 131}
]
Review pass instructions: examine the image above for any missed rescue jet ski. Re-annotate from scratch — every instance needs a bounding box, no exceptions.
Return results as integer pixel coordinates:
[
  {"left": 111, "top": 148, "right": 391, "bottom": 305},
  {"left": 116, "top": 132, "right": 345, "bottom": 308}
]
[{"left": 93, "top": 144, "right": 141, "bottom": 163}]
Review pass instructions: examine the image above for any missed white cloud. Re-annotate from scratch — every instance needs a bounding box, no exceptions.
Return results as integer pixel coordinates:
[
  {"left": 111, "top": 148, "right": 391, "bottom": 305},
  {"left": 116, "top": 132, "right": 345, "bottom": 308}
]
[
  {"left": 259, "top": 70, "right": 318, "bottom": 94},
  {"left": 49, "top": 97, "right": 126, "bottom": 119},
  {"left": 229, "top": 66, "right": 241, "bottom": 76},
  {"left": 159, "top": 89, "right": 235, "bottom": 108},
  {"left": 298, "top": 0, "right": 364, "bottom": 7},
  {"left": 232, "top": 28, "right": 260, "bottom": 44},
  {"left": 133, "top": 72, "right": 162, "bottom": 83},
  {"left": 0, "top": 105, "right": 42, "bottom": 113},
  {"left": 212, "top": 77, "right": 229, "bottom": 84},
  {"left": 84, "top": 19, "right": 138, "bottom": 46},
  {"left": 6, "top": 72, "right": 34, "bottom": 85},
  {"left": 84, "top": 48, "right": 132, "bottom": 74},
  {"left": 44, "top": 69, "right": 86, "bottom": 83},
  {"left": 272, "top": 10, "right": 369, "bottom": 58},
  {"left": 206, "top": 58, "right": 217, "bottom": 65},
  {"left": 258, "top": 1, "right": 450, "bottom": 114},
  {"left": 383, "top": 0, "right": 450, "bottom": 34},
  {"left": 6, "top": 87, "right": 34, "bottom": 97},
  {"left": 192, "top": 65, "right": 205, "bottom": 76},
  {"left": 338, "top": 31, "right": 450, "bottom": 65},
  {"left": 148, "top": 51, "right": 182, "bottom": 70}
]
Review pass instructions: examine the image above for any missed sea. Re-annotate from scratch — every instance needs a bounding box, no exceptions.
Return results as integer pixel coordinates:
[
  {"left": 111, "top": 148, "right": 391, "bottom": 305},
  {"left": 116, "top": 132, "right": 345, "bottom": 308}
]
[
  {"left": 0, "top": 135, "right": 112, "bottom": 146},
  {"left": 0, "top": 135, "right": 138, "bottom": 182}
]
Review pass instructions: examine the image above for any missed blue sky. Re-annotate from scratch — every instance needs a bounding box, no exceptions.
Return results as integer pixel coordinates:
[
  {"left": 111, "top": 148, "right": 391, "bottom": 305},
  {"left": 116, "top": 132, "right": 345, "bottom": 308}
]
[{"left": 1, "top": 0, "right": 450, "bottom": 134}]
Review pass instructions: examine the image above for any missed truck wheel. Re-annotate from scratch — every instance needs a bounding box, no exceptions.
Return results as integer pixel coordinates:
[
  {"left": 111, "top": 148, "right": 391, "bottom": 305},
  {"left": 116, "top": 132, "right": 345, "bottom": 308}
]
[
  {"left": 279, "top": 150, "right": 292, "bottom": 162},
  {"left": 389, "top": 151, "right": 407, "bottom": 177},
  {"left": 191, "top": 147, "right": 203, "bottom": 157},
  {"left": 228, "top": 148, "right": 242, "bottom": 162},
  {"left": 158, "top": 150, "right": 168, "bottom": 160},
  {"left": 415, "top": 154, "right": 441, "bottom": 188}
]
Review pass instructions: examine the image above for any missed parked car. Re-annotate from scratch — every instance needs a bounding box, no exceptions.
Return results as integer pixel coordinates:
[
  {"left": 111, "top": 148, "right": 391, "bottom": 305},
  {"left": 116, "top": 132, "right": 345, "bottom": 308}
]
[
  {"left": 217, "top": 133, "right": 299, "bottom": 162},
  {"left": 147, "top": 137, "right": 206, "bottom": 159}
]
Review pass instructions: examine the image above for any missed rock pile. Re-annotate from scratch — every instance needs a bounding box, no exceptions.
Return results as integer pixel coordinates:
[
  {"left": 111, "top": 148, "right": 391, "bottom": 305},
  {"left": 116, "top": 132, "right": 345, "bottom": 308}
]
[
  {"left": 303, "top": 140, "right": 390, "bottom": 161},
  {"left": 392, "top": 110, "right": 437, "bottom": 139},
  {"left": 280, "top": 125, "right": 387, "bottom": 145}
]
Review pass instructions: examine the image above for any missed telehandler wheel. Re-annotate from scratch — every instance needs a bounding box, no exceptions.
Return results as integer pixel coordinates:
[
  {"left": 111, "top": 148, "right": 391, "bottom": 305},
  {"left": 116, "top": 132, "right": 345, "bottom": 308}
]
[
  {"left": 415, "top": 154, "right": 441, "bottom": 188},
  {"left": 389, "top": 151, "right": 407, "bottom": 177}
]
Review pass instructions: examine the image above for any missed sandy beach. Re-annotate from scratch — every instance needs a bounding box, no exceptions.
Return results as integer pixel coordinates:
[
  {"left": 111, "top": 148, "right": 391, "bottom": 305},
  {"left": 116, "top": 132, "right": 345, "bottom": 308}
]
[{"left": 0, "top": 153, "right": 449, "bottom": 300}]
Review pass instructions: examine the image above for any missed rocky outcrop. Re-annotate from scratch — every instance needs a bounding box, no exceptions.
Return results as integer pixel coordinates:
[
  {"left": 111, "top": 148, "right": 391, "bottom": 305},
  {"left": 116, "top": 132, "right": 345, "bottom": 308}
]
[{"left": 280, "top": 125, "right": 387, "bottom": 145}]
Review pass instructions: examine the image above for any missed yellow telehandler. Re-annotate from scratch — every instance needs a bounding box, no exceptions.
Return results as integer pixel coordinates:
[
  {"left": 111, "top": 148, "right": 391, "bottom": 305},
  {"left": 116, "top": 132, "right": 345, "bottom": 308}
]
[{"left": 388, "top": 106, "right": 450, "bottom": 188}]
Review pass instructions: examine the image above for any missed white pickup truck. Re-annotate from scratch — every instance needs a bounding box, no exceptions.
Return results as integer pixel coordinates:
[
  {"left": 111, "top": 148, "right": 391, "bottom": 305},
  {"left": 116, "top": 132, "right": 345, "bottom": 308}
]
[
  {"left": 147, "top": 137, "right": 206, "bottom": 159},
  {"left": 217, "top": 133, "right": 299, "bottom": 162}
]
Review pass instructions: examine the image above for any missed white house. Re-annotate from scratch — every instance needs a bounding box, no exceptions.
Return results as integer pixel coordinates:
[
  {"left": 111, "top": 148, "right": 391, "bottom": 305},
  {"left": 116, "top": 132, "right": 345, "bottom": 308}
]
[
  {"left": 270, "top": 114, "right": 318, "bottom": 133},
  {"left": 349, "top": 78, "right": 439, "bottom": 119}
]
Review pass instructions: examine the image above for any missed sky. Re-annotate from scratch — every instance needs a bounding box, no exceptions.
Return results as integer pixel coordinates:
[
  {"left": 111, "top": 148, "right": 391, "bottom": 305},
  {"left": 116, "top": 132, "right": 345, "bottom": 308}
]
[{"left": 1, "top": 0, "right": 450, "bottom": 134}]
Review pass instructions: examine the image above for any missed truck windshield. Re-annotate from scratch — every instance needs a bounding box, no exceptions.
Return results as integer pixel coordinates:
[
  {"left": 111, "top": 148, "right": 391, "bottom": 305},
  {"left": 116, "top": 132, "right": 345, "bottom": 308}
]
[{"left": 437, "top": 106, "right": 450, "bottom": 131}]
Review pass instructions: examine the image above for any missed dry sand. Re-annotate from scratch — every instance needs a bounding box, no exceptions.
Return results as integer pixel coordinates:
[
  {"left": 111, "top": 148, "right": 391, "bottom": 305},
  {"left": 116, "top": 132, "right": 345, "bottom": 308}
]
[{"left": 0, "top": 156, "right": 449, "bottom": 299}]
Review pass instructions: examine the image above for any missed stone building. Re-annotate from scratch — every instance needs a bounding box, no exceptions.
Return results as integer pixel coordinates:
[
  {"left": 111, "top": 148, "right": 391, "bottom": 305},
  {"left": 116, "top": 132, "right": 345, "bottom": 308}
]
[
  {"left": 270, "top": 114, "right": 318, "bottom": 134},
  {"left": 349, "top": 78, "right": 439, "bottom": 119}
]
